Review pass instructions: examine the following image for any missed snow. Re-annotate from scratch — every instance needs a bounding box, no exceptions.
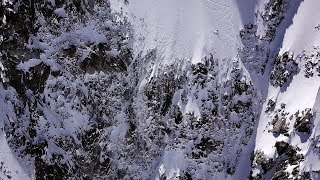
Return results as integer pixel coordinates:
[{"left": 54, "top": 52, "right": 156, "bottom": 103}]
[
  {"left": 279, "top": 0, "right": 320, "bottom": 55},
  {"left": 17, "top": 58, "right": 42, "bottom": 72},
  {"left": 54, "top": 7, "right": 68, "bottom": 18},
  {"left": 73, "top": 23, "right": 108, "bottom": 45},
  {"left": 110, "top": 112, "right": 129, "bottom": 141},
  {"left": 47, "top": 0, "right": 55, "bottom": 6},
  {"left": 251, "top": 168, "right": 261, "bottom": 177},
  {"left": 255, "top": 0, "right": 320, "bottom": 159},
  {"left": 0, "top": 86, "right": 32, "bottom": 180},
  {"left": 0, "top": 134, "right": 31, "bottom": 180},
  {"left": 300, "top": 88, "right": 320, "bottom": 174},
  {"left": 276, "top": 75, "right": 320, "bottom": 113},
  {"left": 2, "top": 15, "right": 6, "bottom": 25},
  {"left": 127, "top": 0, "right": 244, "bottom": 64},
  {"left": 255, "top": 71, "right": 320, "bottom": 157},
  {"left": 185, "top": 97, "right": 201, "bottom": 119},
  {"left": 1, "top": 0, "right": 13, "bottom": 5},
  {"left": 157, "top": 149, "right": 186, "bottom": 179},
  {"left": 234, "top": 0, "right": 257, "bottom": 25}
]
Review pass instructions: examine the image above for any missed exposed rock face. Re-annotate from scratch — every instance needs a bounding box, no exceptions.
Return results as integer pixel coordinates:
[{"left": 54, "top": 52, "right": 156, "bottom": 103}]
[
  {"left": 275, "top": 141, "right": 289, "bottom": 156},
  {"left": 270, "top": 52, "right": 299, "bottom": 87},
  {"left": 294, "top": 108, "right": 313, "bottom": 134}
]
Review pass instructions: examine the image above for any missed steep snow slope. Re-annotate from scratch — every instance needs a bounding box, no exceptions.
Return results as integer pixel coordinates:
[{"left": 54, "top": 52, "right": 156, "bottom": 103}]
[
  {"left": 127, "top": 0, "right": 244, "bottom": 64},
  {"left": 279, "top": 1, "right": 320, "bottom": 54},
  {"left": 252, "top": 1, "right": 320, "bottom": 179},
  {"left": 0, "top": 86, "right": 31, "bottom": 180},
  {"left": 305, "top": 90, "right": 320, "bottom": 179},
  {"left": 0, "top": 132, "right": 31, "bottom": 180},
  {"left": 256, "top": 0, "right": 320, "bottom": 157}
]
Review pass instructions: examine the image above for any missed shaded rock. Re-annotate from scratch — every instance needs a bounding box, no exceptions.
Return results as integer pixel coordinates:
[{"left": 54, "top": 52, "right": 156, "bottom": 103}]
[
  {"left": 270, "top": 51, "right": 299, "bottom": 87},
  {"left": 80, "top": 52, "right": 127, "bottom": 74},
  {"left": 275, "top": 141, "right": 289, "bottom": 156},
  {"left": 266, "top": 99, "right": 276, "bottom": 112},
  {"left": 24, "top": 62, "right": 51, "bottom": 94},
  {"left": 294, "top": 108, "right": 313, "bottom": 134},
  {"left": 272, "top": 170, "right": 289, "bottom": 180},
  {"left": 192, "top": 63, "right": 208, "bottom": 75}
]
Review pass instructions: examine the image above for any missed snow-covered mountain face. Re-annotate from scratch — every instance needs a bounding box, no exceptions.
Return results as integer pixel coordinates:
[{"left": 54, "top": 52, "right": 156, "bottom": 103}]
[{"left": 0, "top": 0, "right": 320, "bottom": 179}]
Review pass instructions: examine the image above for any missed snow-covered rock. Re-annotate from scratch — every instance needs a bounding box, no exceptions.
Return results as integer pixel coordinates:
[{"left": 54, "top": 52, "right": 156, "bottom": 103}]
[{"left": 0, "top": 0, "right": 320, "bottom": 179}]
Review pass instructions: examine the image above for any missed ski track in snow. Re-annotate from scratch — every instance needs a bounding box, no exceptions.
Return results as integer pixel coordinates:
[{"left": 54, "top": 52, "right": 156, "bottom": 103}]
[{"left": 128, "top": 0, "right": 242, "bottom": 65}]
